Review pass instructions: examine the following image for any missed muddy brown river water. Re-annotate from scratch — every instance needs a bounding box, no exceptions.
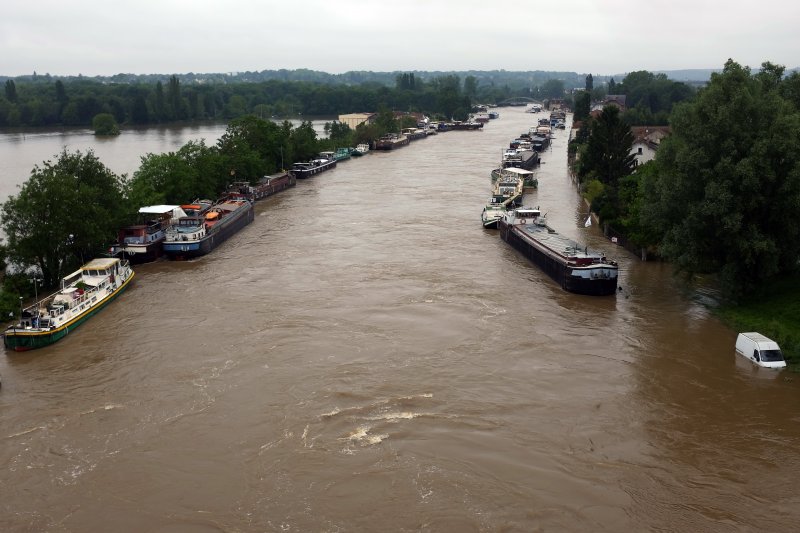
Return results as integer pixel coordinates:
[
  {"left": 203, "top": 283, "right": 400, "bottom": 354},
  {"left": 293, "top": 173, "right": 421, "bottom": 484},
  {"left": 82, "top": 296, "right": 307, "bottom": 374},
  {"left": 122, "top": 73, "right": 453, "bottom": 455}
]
[{"left": 1, "top": 109, "right": 799, "bottom": 532}]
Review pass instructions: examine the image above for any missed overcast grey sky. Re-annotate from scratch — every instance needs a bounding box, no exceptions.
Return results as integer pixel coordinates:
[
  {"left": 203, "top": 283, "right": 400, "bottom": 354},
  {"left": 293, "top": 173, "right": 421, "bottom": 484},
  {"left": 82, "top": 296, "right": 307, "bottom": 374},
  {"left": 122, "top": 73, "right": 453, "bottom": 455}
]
[{"left": 2, "top": 0, "right": 797, "bottom": 77}]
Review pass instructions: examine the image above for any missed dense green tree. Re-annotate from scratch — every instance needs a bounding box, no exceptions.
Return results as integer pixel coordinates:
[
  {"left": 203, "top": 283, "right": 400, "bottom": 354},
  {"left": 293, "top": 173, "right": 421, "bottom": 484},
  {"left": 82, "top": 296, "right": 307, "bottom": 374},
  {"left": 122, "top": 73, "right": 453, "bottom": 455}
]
[
  {"left": 323, "top": 120, "right": 353, "bottom": 148},
  {"left": 573, "top": 91, "right": 591, "bottom": 122},
  {"left": 640, "top": 59, "right": 800, "bottom": 297},
  {"left": 128, "top": 140, "right": 222, "bottom": 207},
  {"left": 216, "top": 115, "right": 284, "bottom": 180},
  {"left": 585, "top": 73, "right": 594, "bottom": 92},
  {"left": 780, "top": 70, "right": 800, "bottom": 110},
  {"left": 464, "top": 76, "right": 478, "bottom": 99},
  {"left": 541, "top": 79, "right": 565, "bottom": 99},
  {"left": 61, "top": 101, "right": 79, "bottom": 125},
  {"left": 153, "top": 81, "right": 166, "bottom": 122},
  {"left": 130, "top": 92, "right": 149, "bottom": 123},
  {"left": 288, "top": 120, "right": 319, "bottom": 162},
  {"left": 167, "top": 75, "right": 182, "bottom": 120},
  {"left": 616, "top": 70, "right": 694, "bottom": 124},
  {"left": 0, "top": 150, "right": 127, "bottom": 286},
  {"left": 578, "top": 106, "right": 636, "bottom": 222},
  {"left": 5, "top": 80, "right": 18, "bottom": 103},
  {"left": 92, "top": 112, "right": 120, "bottom": 135}
]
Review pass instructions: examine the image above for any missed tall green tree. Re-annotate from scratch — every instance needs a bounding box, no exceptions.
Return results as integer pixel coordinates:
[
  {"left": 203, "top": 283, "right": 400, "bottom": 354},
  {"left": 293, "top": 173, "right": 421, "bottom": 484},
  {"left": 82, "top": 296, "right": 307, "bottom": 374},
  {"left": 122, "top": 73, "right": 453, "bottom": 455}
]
[
  {"left": 585, "top": 73, "right": 594, "bottom": 92},
  {"left": 1, "top": 150, "right": 128, "bottom": 286},
  {"left": 167, "top": 75, "right": 184, "bottom": 120},
  {"left": 640, "top": 59, "right": 800, "bottom": 297},
  {"left": 573, "top": 91, "right": 591, "bottom": 123},
  {"left": 578, "top": 105, "right": 636, "bottom": 221},
  {"left": 128, "top": 140, "right": 222, "bottom": 207},
  {"left": 217, "top": 115, "right": 284, "bottom": 180},
  {"left": 288, "top": 120, "right": 319, "bottom": 162},
  {"left": 4, "top": 80, "right": 17, "bottom": 103}
]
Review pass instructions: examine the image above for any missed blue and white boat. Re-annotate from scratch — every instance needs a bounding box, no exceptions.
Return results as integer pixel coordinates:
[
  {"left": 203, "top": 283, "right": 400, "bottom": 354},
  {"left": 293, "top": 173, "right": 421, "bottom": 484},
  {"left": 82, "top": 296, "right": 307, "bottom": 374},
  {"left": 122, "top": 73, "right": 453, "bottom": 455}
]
[{"left": 163, "top": 198, "right": 254, "bottom": 259}]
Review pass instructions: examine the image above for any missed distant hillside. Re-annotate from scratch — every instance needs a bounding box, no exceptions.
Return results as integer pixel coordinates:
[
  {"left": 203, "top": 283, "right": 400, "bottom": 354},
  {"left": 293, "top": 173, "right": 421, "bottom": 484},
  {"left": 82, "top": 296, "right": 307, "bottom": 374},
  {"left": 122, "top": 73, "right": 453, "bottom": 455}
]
[
  {"left": 656, "top": 69, "right": 720, "bottom": 82},
  {"left": 0, "top": 69, "right": 592, "bottom": 90}
]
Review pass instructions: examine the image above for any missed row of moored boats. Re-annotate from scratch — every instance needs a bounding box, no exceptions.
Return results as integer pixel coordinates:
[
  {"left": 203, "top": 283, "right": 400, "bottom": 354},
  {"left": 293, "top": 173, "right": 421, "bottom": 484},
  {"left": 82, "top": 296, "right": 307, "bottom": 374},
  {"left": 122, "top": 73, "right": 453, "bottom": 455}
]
[
  {"left": 481, "top": 108, "right": 619, "bottom": 296},
  {"left": 4, "top": 119, "right": 491, "bottom": 351}
]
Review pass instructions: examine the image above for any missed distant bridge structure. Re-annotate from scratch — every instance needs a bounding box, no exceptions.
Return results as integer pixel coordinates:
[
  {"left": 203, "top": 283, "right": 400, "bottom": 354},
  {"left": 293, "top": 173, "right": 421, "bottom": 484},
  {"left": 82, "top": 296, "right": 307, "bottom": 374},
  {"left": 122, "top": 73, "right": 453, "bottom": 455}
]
[{"left": 497, "top": 97, "right": 543, "bottom": 106}]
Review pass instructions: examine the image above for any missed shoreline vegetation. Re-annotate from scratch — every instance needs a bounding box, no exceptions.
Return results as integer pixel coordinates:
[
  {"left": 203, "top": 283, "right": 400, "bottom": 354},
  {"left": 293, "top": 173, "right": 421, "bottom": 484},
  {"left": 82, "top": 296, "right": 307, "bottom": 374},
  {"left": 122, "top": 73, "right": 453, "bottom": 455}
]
[
  {"left": 715, "top": 275, "right": 800, "bottom": 370},
  {"left": 2, "top": 63, "right": 800, "bottom": 372}
]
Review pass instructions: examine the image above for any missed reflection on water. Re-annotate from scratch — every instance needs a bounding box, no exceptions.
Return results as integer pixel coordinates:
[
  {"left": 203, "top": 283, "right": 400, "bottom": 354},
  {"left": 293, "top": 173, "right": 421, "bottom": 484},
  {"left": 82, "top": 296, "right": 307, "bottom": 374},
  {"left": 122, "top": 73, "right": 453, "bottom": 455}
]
[
  {"left": 1, "top": 109, "right": 799, "bottom": 532},
  {"left": 0, "top": 119, "right": 329, "bottom": 203}
]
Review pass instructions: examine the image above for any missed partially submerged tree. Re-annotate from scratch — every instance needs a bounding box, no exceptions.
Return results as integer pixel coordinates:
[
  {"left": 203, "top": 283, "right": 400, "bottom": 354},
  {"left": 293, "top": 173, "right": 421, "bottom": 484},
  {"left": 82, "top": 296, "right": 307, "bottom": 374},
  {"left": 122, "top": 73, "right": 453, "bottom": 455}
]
[
  {"left": 640, "top": 60, "right": 800, "bottom": 297},
  {"left": 1, "top": 149, "right": 127, "bottom": 287},
  {"left": 92, "top": 112, "right": 120, "bottom": 135}
]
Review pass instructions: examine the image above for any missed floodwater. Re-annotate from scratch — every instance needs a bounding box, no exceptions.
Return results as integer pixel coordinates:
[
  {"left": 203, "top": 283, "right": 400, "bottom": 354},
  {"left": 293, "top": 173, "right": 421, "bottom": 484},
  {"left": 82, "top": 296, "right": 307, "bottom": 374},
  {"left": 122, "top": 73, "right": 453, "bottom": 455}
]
[{"left": 1, "top": 109, "right": 799, "bottom": 532}]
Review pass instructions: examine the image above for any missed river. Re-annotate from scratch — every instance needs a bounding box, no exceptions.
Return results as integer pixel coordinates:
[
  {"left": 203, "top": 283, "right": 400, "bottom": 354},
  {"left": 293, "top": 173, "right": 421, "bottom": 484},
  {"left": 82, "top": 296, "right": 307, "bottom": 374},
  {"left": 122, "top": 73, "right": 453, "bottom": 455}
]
[{"left": 1, "top": 109, "right": 799, "bottom": 532}]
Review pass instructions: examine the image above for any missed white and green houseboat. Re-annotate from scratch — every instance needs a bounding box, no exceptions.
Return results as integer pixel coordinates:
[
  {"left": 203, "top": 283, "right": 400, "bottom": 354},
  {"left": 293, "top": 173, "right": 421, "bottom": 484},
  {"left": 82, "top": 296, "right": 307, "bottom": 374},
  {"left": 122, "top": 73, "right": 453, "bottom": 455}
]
[{"left": 4, "top": 258, "right": 135, "bottom": 351}]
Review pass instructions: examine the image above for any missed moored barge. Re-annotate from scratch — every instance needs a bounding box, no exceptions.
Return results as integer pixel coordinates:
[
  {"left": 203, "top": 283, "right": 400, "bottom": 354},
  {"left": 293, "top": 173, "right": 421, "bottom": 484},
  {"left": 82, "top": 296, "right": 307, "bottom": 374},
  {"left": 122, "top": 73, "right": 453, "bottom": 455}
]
[
  {"left": 499, "top": 208, "right": 618, "bottom": 295},
  {"left": 374, "top": 133, "right": 410, "bottom": 150},
  {"left": 4, "top": 258, "right": 135, "bottom": 351},
  {"left": 290, "top": 154, "right": 337, "bottom": 178},
  {"left": 163, "top": 198, "right": 254, "bottom": 259},
  {"left": 111, "top": 205, "right": 185, "bottom": 264},
  {"left": 224, "top": 171, "right": 296, "bottom": 202}
]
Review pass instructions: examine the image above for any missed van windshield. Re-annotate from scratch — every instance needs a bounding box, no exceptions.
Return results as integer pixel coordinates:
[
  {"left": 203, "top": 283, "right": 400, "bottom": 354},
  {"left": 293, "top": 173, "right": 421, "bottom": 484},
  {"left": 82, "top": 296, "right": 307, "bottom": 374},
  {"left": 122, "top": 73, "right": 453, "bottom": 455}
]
[{"left": 760, "top": 349, "right": 784, "bottom": 362}]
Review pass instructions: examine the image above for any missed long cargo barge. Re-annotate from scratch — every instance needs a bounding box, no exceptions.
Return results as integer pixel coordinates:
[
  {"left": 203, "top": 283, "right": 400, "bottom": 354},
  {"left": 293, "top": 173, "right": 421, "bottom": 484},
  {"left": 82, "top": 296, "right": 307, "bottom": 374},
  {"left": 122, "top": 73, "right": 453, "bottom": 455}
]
[
  {"left": 163, "top": 199, "right": 254, "bottom": 259},
  {"left": 499, "top": 207, "right": 618, "bottom": 295},
  {"left": 224, "top": 171, "right": 296, "bottom": 202},
  {"left": 290, "top": 155, "right": 337, "bottom": 178},
  {"left": 374, "top": 133, "right": 410, "bottom": 150}
]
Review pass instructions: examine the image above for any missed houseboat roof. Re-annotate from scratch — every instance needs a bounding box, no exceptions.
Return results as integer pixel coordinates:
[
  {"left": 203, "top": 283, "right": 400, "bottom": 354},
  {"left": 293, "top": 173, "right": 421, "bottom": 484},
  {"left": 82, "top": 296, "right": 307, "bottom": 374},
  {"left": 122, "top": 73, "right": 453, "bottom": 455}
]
[
  {"left": 139, "top": 205, "right": 180, "bottom": 214},
  {"left": 81, "top": 258, "right": 120, "bottom": 271},
  {"left": 501, "top": 168, "right": 535, "bottom": 176}
]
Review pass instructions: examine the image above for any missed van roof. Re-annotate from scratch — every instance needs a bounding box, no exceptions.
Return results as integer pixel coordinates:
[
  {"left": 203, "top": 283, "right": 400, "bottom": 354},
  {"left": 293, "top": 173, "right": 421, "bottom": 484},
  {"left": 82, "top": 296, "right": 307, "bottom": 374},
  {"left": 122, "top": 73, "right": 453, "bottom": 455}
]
[{"left": 740, "top": 332, "right": 776, "bottom": 343}]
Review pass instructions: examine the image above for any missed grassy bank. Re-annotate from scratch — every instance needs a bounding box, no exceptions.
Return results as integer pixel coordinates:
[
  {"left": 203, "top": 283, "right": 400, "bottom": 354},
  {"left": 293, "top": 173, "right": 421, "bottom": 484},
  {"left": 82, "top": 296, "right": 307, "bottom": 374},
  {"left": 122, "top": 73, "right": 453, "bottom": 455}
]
[{"left": 716, "top": 274, "right": 800, "bottom": 369}]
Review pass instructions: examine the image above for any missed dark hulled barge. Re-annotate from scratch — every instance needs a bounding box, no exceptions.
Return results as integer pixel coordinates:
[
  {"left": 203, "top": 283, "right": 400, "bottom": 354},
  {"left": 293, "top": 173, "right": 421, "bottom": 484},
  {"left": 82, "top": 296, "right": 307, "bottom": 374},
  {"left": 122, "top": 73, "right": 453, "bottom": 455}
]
[
  {"left": 224, "top": 171, "right": 296, "bottom": 202},
  {"left": 499, "top": 208, "right": 618, "bottom": 295},
  {"left": 163, "top": 198, "right": 254, "bottom": 259},
  {"left": 289, "top": 154, "right": 337, "bottom": 179},
  {"left": 374, "top": 133, "right": 410, "bottom": 150}
]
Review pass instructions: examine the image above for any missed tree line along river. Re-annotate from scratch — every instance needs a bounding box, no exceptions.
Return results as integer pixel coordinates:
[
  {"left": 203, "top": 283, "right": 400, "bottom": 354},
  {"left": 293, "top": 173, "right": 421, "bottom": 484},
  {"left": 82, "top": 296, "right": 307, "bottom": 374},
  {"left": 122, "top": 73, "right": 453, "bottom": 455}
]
[{"left": 0, "top": 108, "right": 799, "bottom": 532}]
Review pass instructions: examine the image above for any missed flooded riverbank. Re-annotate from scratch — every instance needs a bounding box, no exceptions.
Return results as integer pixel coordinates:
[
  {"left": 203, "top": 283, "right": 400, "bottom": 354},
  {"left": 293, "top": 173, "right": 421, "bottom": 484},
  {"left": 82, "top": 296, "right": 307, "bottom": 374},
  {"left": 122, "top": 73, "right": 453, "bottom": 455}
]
[{"left": 1, "top": 108, "right": 799, "bottom": 532}]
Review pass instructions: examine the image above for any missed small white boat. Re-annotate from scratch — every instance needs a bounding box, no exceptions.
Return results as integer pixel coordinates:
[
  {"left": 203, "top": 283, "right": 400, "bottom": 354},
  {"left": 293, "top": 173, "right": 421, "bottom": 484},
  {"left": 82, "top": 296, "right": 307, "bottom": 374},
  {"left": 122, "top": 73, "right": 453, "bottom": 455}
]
[
  {"left": 352, "top": 143, "right": 370, "bottom": 156},
  {"left": 481, "top": 198, "right": 506, "bottom": 229}
]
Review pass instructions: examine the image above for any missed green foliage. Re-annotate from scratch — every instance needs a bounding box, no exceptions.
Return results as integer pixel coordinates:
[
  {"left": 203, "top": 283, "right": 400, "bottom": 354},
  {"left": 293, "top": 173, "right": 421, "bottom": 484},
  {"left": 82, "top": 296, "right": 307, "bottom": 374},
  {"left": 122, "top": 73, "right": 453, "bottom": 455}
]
[
  {"left": 583, "top": 179, "right": 605, "bottom": 204},
  {"left": 0, "top": 149, "right": 128, "bottom": 287},
  {"left": 717, "top": 274, "right": 800, "bottom": 365},
  {"left": 92, "top": 112, "right": 120, "bottom": 135},
  {"left": 395, "top": 73, "right": 418, "bottom": 91},
  {"left": 616, "top": 70, "right": 694, "bottom": 125},
  {"left": 323, "top": 121, "right": 354, "bottom": 149},
  {"left": 217, "top": 115, "right": 284, "bottom": 180},
  {"left": 573, "top": 91, "right": 591, "bottom": 122},
  {"left": 129, "top": 140, "right": 222, "bottom": 206},
  {"left": 0, "top": 70, "right": 601, "bottom": 129},
  {"left": 639, "top": 59, "right": 800, "bottom": 298},
  {"left": 540, "top": 79, "right": 565, "bottom": 99},
  {"left": 288, "top": 120, "right": 319, "bottom": 162},
  {"left": 578, "top": 106, "right": 636, "bottom": 187},
  {"left": 5, "top": 80, "right": 17, "bottom": 102},
  {"left": 780, "top": 70, "right": 800, "bottom": 110}
]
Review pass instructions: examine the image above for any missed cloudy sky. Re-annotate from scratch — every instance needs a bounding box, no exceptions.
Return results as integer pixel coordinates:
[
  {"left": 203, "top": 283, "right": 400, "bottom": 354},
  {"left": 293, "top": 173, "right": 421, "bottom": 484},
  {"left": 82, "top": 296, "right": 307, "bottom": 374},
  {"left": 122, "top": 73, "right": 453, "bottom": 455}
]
[{"left": 2, "top": 0, "right": 797, "bottom": 77}]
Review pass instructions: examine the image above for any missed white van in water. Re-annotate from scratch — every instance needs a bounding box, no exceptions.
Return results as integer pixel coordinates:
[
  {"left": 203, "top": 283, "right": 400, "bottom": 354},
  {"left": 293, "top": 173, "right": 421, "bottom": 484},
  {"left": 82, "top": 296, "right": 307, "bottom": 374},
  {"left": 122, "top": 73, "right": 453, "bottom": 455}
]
[{"left": 735, "top": 332, "right": 786, "bottom": 369}]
